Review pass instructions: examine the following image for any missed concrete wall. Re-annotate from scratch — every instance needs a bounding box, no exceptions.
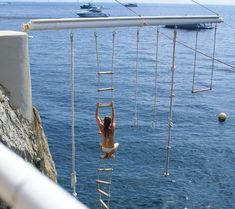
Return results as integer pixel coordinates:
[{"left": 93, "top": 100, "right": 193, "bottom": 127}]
[{"left": 0, "top": 31, "right": 33, "bottom": 121}]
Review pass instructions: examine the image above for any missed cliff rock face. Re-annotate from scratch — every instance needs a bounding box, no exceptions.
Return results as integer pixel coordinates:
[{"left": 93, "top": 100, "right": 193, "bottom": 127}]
[{"left": 0, "top": 84, "right": 57, "bottom": 208}]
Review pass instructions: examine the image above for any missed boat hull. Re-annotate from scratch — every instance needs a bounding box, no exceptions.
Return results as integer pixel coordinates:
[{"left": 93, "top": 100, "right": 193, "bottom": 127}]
[
  {"left": 165, "top": 23, "right": 213, "bottom": 30},
  {"left": 77, "top": 12, "right": 110, "bottom": 18}
]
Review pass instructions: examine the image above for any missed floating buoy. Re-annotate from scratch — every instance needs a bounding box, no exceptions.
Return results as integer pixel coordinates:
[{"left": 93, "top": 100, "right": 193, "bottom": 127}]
[{"left": 218, "top": 112, "right": 227, "bottom": 122}]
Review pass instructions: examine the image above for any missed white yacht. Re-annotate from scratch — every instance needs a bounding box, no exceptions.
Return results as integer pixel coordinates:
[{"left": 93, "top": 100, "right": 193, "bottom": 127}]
[
  {"left": 77, "top": 8, "right": 110, "bottom": 18},
  {"left": 124, "top": 3, "right": 138, "bottom": 7}
]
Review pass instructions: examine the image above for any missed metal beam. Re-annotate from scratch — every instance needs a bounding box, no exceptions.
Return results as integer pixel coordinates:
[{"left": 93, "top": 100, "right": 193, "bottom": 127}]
[{"left": 22, "top": 15, "right": 223, "bottom": 31}]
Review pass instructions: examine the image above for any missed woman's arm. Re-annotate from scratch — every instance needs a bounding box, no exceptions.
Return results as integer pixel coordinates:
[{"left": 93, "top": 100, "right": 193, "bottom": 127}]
[
  {"left": 96, "top": 103, "right": 103, "bottom": 129},
  {"left": 111, "top": 102, "right": 116, "bottom": 129}
]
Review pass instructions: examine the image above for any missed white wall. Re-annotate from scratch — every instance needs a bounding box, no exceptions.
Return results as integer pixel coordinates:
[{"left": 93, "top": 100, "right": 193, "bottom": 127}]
[{"left": 0, "top": 31, "right": 33, "bottom": 121}]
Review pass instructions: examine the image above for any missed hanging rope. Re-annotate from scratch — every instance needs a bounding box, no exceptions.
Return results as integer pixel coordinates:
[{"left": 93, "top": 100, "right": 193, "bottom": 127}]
[
  {"left": 107, "top": 159, "right": 115, "bottom": 208},
  {"left": 192, "top": 26, "right": 199, "bottom": 93},
  {"left": 210, "top": 23, "right": 217, "bottom": 90},
  {"left": 134, "top": 28, "right": 140, "bottom": 127},
  {"left": 94, "top": 32, "right": 102, "bottom": 103},
  {"left": 95, "top": 32, "right": 105, "bottom": 207},
  {"left": 70, "top": 32, "right": 77, "bottom": 197},
  {"left": 94, "top": 32, "right": 101, "bottom": 72},
  {"left": 164, "top": 27, "right": 177, "bottom": 176},
  {"left": 94, "top": 33, "right": 103, "bottom": 200},
  {"left": 107, "top": 31, "right": 116, "bottom": 209},
  {"left": 111, "top": 31, "right": 116, "bottom": 101},
  {"left": 152, "top": 27, "right": 159, "bottom": 128},
  {"left": 97, "top": 157, "right": 102, "bottom": 207}
]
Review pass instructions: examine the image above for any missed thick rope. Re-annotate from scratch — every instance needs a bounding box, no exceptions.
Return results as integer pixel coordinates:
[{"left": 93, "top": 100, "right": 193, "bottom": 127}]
[
  {"left": 134, "top": 28, "right": 140, "bottom": 127},
  {"left": 107, "top": 31, "right": 117, "bottom": 208},
  {"left": 192, "top": 27, "right": 199, "bottom": 92},
  {"left": 107, "top": 159, "right": 116, "bottom": 208},
  {"left": 94, "top": 32, "right": 101, "bottom": 102},
  {"left": 70, "top": 32, "right": 77, "bottom": 197},
  {"left": 164, "top": 28, "right": 177, "bottom": 176},
  {"left": 152, "top": 27, "right": 159, "bottom": 128},
  {"left": 111, "top": 31, "right": 116, "bottom": 100},
  {"left": 94, "top": 33, "right": 103, "bottom": 205},
  {"left": 210, "top": 24, "right": 217, "bottom": 90}
]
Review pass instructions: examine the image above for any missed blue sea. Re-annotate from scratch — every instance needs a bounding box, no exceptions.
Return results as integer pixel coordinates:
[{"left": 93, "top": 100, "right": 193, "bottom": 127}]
[{"left": 1, "top": 2, "right": 235, "bottom": 209}]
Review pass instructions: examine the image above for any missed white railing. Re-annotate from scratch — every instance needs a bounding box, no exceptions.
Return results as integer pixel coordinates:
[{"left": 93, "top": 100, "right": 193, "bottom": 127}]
[
  {"left": 22, "top": 15, "right": 223, "bottom": 31},
  {"left": 0, "top": 143, "right": 88, "bottom": 209}
]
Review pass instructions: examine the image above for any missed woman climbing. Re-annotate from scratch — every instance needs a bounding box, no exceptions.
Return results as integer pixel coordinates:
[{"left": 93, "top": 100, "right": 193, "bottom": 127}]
[{"left": 96, "top": 102, "right": 119, "bottom": 159}]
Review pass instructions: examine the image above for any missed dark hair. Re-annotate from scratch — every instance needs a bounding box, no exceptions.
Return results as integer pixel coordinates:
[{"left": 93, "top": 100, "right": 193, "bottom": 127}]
[{"left": 104, "top": 116, "right": 112, "bottom": 137}]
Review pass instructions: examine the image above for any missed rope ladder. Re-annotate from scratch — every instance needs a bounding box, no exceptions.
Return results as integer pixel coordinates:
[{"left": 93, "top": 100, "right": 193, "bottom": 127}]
[{"left": 95, "top": 31, "right": 116, "bottom": 209}]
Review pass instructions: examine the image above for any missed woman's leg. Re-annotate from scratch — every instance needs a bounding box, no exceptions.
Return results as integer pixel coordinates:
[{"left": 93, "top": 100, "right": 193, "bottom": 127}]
[{"left": 107, "top": 143, "right": 119, "bottom": 157}]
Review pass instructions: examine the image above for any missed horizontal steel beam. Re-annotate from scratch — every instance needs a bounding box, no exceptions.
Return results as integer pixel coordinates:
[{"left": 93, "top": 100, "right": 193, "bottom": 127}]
[{"left": 22, "top": 15, "right": 223, "bottom": 31}]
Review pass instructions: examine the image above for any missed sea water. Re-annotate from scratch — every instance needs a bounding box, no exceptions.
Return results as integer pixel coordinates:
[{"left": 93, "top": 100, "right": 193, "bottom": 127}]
[{"left": 0, "top": 2, "right": 234, "bottom": 209}]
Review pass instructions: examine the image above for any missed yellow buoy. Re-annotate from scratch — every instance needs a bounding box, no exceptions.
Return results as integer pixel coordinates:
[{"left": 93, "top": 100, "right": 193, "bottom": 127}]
[{"left": 218, "top": 113, "right": 227, "bottom": 122}]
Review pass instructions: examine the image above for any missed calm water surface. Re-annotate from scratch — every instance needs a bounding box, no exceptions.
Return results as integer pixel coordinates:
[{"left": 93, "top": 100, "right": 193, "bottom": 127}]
[{"left": 0, "top": 2, "right": 235, "bottom": 209}]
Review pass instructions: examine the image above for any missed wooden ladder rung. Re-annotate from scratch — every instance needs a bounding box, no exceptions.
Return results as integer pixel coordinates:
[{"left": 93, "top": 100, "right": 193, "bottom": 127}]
[
  {"left": 99, "top": 199, "right": 109, "bottom": 209},
  {"left": 97, "top": 168, "right": 113, "bottom": 172},
  {"left": 96, "top": 180, "right": 111, "bottom": 185},
  {"left": 192, "top": 88, "right": 211, "bottom": 93},
  {"left": 97, "top": 189, "right": 110, "bottom": 198},
  {"left": 98, "top": 87, "right": 114, "bottom": 92},
  {"left": 98, "top": 103, "right": 112, "bottom": 108},
  {"left": 98, "top": 71, "right": 114, "bottom": 75}
]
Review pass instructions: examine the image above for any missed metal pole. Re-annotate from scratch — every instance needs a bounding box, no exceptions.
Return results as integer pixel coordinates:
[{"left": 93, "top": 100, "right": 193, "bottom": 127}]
[
  {"left": 22, "top": 16, "right": 223, "bottom": 31},
  {"left": 164, "top": 27, "right": 177, "bottom": 176}
]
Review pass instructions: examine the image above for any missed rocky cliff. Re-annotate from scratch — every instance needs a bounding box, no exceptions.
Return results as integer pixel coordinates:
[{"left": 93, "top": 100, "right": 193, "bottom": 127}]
[{"left": 0, "top": 84, "right": 57, "bottom": 208}]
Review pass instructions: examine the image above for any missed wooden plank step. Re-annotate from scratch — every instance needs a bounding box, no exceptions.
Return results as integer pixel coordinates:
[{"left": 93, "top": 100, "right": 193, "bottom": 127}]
[
  {"left": 96, "top": 180, "right": 111, "bottom": 185},
  {"left": 99, "top": 199, "right": 109, "bottom": 209},
  {"left": 98, "top": 71, "right": 114, "bottom": 75},
  {"left": 97, "top": 168, "right": 113, "bottom": 172},
  {"left": 98, "top": 103, "right": 112, "bottom": 108},
  {"left": 98, "top": 87, "right": 114, "bottom": 92},
  {"left": 97, "top": 189, "right": 110, "bottom": 198},
  {"left": 192, "top": 88, "right": 211, "bottom": 93}
]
